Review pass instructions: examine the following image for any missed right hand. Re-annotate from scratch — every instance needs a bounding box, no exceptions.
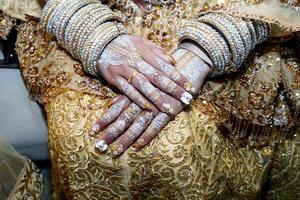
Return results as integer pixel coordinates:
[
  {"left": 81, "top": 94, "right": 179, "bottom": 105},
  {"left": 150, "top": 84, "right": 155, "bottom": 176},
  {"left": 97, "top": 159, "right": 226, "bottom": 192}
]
[{"left": 96, "top": 34, "right": 194, "bottom": 115}]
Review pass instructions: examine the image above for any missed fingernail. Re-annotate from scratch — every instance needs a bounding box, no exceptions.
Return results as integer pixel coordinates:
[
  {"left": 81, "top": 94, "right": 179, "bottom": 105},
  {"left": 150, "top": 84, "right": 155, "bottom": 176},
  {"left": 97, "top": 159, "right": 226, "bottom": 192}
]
[
  {"left": 132, "top": 139, "right": 145, "bottom": 150},
  {"left": 162, "top": 103, "right": 175, "bottom": 115},
  {"left": 112, "top": 144, "right": 124, "bottom": 157},
  {"left": 180, "top": 92, "right": 193, "bottom": 105},
  {"left": 144, "top": 102, "right": 152, "bottom": 111},
  {"left": 95, "top": 140, "right": 108, "bottom": 152},
  {"left": 170, "top": 56, "right": 176, "bottom": 65},
  {"left": 184, "top": 82, "right": 196, "bottom": 94},
  {"left": 89, "top": 124, "right": 101, "bottom": 136}
]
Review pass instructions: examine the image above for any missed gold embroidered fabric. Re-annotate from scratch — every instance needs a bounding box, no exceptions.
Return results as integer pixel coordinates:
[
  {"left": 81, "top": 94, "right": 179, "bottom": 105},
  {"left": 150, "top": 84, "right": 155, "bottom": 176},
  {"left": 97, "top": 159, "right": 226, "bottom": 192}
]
[
  {"left": 1, "top": 0, "right": 298, "bottom": 199},
  {"left": 0, "top": 12, "right": 15, "bottom": 40},
  {"left": 0, "top": 0, "right": 42, "bottom": 20}
]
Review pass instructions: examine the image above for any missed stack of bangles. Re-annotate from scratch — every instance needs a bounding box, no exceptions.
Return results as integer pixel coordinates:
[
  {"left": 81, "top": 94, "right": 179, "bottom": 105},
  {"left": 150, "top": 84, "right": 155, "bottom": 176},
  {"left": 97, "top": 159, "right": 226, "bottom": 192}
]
[
  {"left": 41, "top": 0, "right": 128, "bottom": 76},
  {"left": 178, "top": 13, "right": 271, "bottom": 76}
]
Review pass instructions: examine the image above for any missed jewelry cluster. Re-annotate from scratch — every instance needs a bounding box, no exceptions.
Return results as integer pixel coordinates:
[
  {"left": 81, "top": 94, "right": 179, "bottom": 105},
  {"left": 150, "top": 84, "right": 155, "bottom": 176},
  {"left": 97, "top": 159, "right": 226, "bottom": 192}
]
[{"left": 41, "top": 0, "right": 127, "bottom": 76}]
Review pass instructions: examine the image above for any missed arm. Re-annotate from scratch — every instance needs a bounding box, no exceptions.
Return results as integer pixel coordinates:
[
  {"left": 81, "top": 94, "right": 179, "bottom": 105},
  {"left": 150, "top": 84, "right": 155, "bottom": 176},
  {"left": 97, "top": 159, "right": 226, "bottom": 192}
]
[
  {"left": 91, "top": 14, "right": 272, "bottom": 156},
  {"left": 41, "top": 0, "right": 194, "bottom": 114}
]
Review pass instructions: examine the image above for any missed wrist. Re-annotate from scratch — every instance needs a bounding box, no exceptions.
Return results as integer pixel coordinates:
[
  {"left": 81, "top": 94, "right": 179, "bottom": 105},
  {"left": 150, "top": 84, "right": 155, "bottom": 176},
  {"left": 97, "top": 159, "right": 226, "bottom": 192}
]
[
  {"left": 179, "top": 41, "right": 213, "bottom": 67},
  {"left": 173, "top": 48, "right": 210, "bottom": 95}
]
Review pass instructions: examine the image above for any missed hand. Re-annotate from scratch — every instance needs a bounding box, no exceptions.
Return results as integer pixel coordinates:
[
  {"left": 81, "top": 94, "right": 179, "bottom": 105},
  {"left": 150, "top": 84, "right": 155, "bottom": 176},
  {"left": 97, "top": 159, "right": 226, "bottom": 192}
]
[
  {"left": 93, "top": 47, "right": 211, "bottom": 156},
  {"left": 96, "top": 34, "right": 195, "bottom": 115}
]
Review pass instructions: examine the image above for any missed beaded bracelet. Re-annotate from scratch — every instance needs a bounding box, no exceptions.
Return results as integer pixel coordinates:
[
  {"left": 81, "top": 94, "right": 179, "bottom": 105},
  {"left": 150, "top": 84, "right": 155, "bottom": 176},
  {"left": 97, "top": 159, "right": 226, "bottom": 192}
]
[
  {"left": 76, "top": 10, "right": 122, "bottom": 60},
  {"left": 40, "top": 0, "right": 62, "bottom": 29},
  {"left": 64, "top": 4, "right": 108, "bottom": 58},
  {"left": 225, "top": 15, "right": 252, "bottom": 56},
  {"left": 82, "top": 22, "right": 127, "bottom": 76},
  {"left": 198, "top": 13, "right": 246, "bottom": 67},
  {"left": 55, "top": 0, "right": 98, "bottom": 47}
]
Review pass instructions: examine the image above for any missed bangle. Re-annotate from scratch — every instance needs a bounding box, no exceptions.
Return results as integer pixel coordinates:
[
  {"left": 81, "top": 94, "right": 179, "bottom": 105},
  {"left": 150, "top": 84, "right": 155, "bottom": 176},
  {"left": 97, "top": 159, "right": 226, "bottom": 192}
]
[
  {"left": 246, "top": 20, "right": 258, "bottom": 50},
  {"left": 40, "top": 0, "right": 62, "bottom": 29},
  {"left": 225, "top": 15, "right": 252, "bottom": 57},
  {"left": 179, "top": 42, "right": 213, "bottom": 67},
  {"left": 55, "top": 0, "right": 98, "bottom": 47},
  {"left": 198, "top": 13, "right": 246, "bottom": 67},
  {"left": 254, "top": 20, "right": 271, "bottom": 44},
  {"left": 64, "top": 4, "right": 108, "bottom": 58},
  {"left": 82, "top": 22, "right": 127, "bottom": 76},
  {"left": 179, "top": 21, "right": 231, "bottom": 75},
  {"left": 77, "top": 9, "right": 122, "bottom": 60},
  {"left": 41, "top": 0, "right": 127, "bottom": 77}
]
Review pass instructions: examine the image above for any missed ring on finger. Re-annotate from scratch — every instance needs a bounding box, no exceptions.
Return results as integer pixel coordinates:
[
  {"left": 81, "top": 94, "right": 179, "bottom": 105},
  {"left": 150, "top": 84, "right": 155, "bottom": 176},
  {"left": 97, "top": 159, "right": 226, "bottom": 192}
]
[{"left": 128, "top": 71, "right": 139, "bottom": 84}]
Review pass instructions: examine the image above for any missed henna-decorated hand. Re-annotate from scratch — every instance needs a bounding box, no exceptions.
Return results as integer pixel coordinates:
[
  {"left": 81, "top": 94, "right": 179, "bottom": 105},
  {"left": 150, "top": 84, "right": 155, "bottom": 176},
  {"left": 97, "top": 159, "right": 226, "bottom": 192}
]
[
  {"left": 97, "top": 35, "right": 195, "bottom": 115},
  {"left": 93, "top": 48, "right": 211, "bottom": 156}
]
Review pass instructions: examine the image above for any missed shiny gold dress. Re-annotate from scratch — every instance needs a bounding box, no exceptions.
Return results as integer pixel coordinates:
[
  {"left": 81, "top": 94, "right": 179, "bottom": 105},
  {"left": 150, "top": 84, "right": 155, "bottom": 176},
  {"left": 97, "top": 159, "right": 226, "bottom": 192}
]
[{"left": 1, "top": 0, "right": 300, "bottom": 199}]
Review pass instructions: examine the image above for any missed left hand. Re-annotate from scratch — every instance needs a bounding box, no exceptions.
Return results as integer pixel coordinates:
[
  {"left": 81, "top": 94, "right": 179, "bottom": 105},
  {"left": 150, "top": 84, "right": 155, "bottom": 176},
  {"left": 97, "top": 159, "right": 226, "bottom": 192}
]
[{"left": 92, "top": 48, "right": 211, "bottom": 156}]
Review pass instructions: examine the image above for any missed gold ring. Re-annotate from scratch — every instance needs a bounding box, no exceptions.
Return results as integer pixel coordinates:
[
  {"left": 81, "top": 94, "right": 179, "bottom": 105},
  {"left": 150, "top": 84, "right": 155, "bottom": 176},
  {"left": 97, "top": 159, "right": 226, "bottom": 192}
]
[{"left": 128, "top": 71, "right": 139, "bottom": 84}]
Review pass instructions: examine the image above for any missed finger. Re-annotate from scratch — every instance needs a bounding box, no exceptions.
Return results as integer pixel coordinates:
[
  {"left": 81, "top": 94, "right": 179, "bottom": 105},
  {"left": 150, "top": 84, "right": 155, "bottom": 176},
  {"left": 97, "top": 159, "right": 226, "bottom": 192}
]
[
  {"left": 95, "top": 103, "right": 142, "bottom": 152},
  {"left": 115, "top": 76, "right": 155, "bottom": 111},
  {"left": 142, "top": 54, "right": 196, "bottom": 95},
  {"left": 132, "top": 112, "right": 170, "bottom": 150},
  {"left": 111, "top": 111, "right": 154, "bottom": 157},
  {"left": 131, "top": 72, "right": 176, "bottom": 115},
  {"left": 156, "top": 58, "right": 196, "bottom": 94},
  {"left": 90, "top": 95, "right": 131, "bottom": 135},
  {"left": 141, "top": 39, "right": 175, "bottom": 65},
  {"left": 127, "top": 58, "right": 193, "bottom": 105}
]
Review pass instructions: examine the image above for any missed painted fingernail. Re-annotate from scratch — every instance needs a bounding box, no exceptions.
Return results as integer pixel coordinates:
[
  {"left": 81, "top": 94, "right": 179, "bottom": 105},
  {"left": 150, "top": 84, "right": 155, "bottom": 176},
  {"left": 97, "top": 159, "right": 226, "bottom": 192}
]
[
  {"left": 144, "top": 102, "right": 152, "bottom": 111},
  {"left": 184, "top": 82, "right": 196, "bottom": 94},
  {"left": 170, "top": 56, "right": 176, "bottom": 65},
  {"left": 132, "top": 138, "right": 145, "bottom": 150},
  {"left": 112, "top": 144, "right": 124, "bottom": 157},
  {"left": 181, "top": 92, "right": 193, "bottom": 105},
  {"left": 89, "top": 124, "right": 100, "bottom": 136},
  {"left": 162, "top": 103, "right": 175, "bottom": 115},
  {"left": 95, "top": 140, "right": 108, "bottom": 152}
]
